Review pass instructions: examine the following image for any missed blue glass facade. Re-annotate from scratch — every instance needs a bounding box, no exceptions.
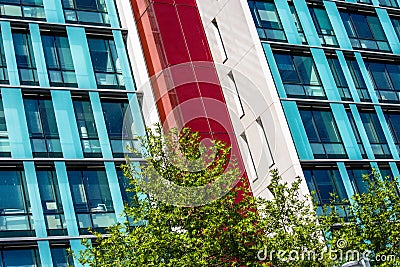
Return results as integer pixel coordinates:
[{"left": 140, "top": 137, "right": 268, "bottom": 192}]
[
  {"left": 0, "top": 0, "right": 145, "bottom": 266},
  {"left": 249, "top": 0, "right": 400, "bottom": 210}
]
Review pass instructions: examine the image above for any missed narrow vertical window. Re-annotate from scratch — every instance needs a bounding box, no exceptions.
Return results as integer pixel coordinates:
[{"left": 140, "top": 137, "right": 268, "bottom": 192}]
[
  {"left": 73, "top": 99, "right": 101, "bottom": 158},
  {"left": 327, "top": 57, "right": 351, "bottom": 101},
  {"left": 240, "top": 133, "right": 258, "bottom": 182},
  {"left": 346, "top": 59, "right": 371, "bottom": 102},
  {"left": 37, "top": 169, "right": 67, "bottom": 236},
  {"left": 256, "top": 118, "right": 274, "bottom": 168},
  {"left": 227, "top": 72, "right": 244, "bottom": 118},
  {"left": 0, "top": 32, "right": 8, "bottom": 84},
  {"left": 0, "top": 98, "right": 10, "bottom": 157},
  {"left": 212, "top": 19, "right": 228, "bottom": 63},
  {"left": 42, "top": 35, "right": 77, "bottom": 87},
  {"left": 13, "top": 32, "right": 39, "bottom": 86}
]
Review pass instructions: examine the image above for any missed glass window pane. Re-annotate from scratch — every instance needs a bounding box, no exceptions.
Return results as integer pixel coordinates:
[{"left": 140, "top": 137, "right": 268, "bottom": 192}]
[{"left": 3, "top": 249, "right": 38, "bottom": 267}]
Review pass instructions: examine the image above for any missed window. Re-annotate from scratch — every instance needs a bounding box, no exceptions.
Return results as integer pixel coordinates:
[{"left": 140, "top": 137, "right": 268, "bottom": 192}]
[
  {"left": 0, "top": 171, "right": 33, "bottom": 236},
  {"left": 365, "top": 61, "right": 400, "bottom": 103},
  {"left": 391, "top": 18, "right": 400, "bottom": 41},
  {"left": 87, "top": 38, "right": 125, "bottom": 89},
  {"left": 309, "top": 7, "right": 338, "bottom": 47},
  {"left": 24, "top": 97, "right": 62, "bottom": 158},
  {"left": 227, "top": 72, "right": 244, "bottom": 118},
  {"left": 358, "top": 110, "right": 391, "bottom": 159},
  {"left": 340, "top": 12, "right": 390, "bottom": 52},
  {"left": 0, "top": 99, "right": 11, "bottom": 157},
  {"left": 274, "top": 53, "right": 325, "bottom": 99},
  {"left": 240, "top": 133, "right": 258, "bottom": 182},
  {"left": 117, "top": 169, "right": 137, "bottom": 207},
  {"left": 384, "top": 112, "right": 400, "bottom": 156},
  {"left": 256, "top": 118, "right": 274, "bottom": 168},
  {"left": 299, "top": 108, "right": 347, "bottom": 159},
  {"left": 379, "top": 0, "right": 398, "bottom": 7},
  {"left": 51, "top": 247, "right": 75, "bottom": 267},
  {"left": 289, "top": 4, "right": 307, "bottom": 44},
  {"left": 248, "top": 1, "right": 286, "bottom": 42},
  {"left": 73, "top": 100, "right": 101, "bottom": 158},
  {"left": 0, "top": 0, "right": 45, "bottom": 20},
  {"left": 37, "top": 169, "right": 67, "bottom": 236},
  {"left": 346, "top": 59, "right": 371, "bottom": 102},
  {"left": 68, "top": 169, "right": 116, "bottom": 234},
  {"left": 346, "top": 110, "right": 368, "bottom": 159},
  {"left": 212, "top": 19, "right": 228, "bottom": 63},
  {"left": 0, "top": 249, "right": 40, "bottom": 266},
  {"left": 13, "top": 32, "right": 39, "bottom": 86},
  {"left": 62, "top": 0, "right": 111, "bottom": 26},
  {"left": 101, "top": 101, "right": 139, "bottom": 158},
  {"left": 42, "top": 35, "right": 77, "bottom": 87},
  {"left": 304, "top": 169, "right": 349, "bottom": 216},
  {"left": 347, "top": 168, "right": 372, "bottom": 194},
  {"left": 0, "top": 33, "right": 8, "bottom": 84},
  {"left": 327, "top": 57, "right": 352, "bottom": 100}
]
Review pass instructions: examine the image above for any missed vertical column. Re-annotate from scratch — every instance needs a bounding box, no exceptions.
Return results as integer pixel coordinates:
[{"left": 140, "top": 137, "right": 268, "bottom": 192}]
[
  {"left": 89, "top": 92, "right": 113, "bottom": 159},
  {"left": 281, "top": 101, "right": 314, "bottom": 160},
  {"left": 104, "top": 162, "right": 125, "bottom": 224},
  {"left": 331, "top": 104, "right": 363, "bottom": 160},
  {"left": 67, "top": 27, "right": 97, "bottom": 89},
  {"left": 350, "top": 104, "right": 375, "bottom": 159},
  {"left": 355, "top": 53, "right": 379, "bottom": 104},
  {"left": 337, "top": 162, "right": 355, "bottom": 201},
  {"left": 1, "top": 21, "right": 19, "bottom": 86},
  {"left": 29, "top": 23, "right": 49, "bottom": 87},
  {"left": 55, "top": 162, "right": 79, "bottom": 237},
  {"left": 51, "top": 91, "right": 84, "bottom": 159},
  {"left": 273, "top": 0, "right": 302, "bottom": 44},
  {"left": 292, "top": 0, "right": 321, "bottom": 46},
  {"left": 43, "top": 0, "right": 65, "bottom": 23},
  {"left": 24, "top": 162, "right": 47, "bottom": 237},
  {"left": 336, "top": 51, "right": 360, "bottom": 102},
  {"left": 311, "top": 48, "right": 341, "bottom": 101},
  {"left": 324, "top": 1, "right": 352, "bottom": 50},
  {"left": 375, "top": 8, "right": 400, "bottom": 54},
  {"left": 375, "top": 106, "right": 399, "bottom": 160},
  {"left": 262, "top": 43, "right": 287, "bottom": 98},
  {"left": 38, "top": 241, "right": 54, "bottom": 267}
]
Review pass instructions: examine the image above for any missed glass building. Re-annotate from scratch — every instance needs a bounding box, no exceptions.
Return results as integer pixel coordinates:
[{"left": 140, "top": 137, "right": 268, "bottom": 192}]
[{"left": 0, "top": 0, "right": 145, "bottom": 266}]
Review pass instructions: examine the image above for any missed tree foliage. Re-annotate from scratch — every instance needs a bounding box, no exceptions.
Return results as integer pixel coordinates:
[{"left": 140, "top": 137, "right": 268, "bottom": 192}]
[{"left": 75, "top": 125, "right": 400, "bottom": 267}]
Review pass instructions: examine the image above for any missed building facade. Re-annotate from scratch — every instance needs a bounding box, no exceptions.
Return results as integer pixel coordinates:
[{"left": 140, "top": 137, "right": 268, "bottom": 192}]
[
  {"left": 0, "top": 0, "right": 147, "bottom": 266},
  {"left": 196, "top": 0, "right": 400, "bottom": 212},
  {"left": 2, "top": 0, "right": 400, "bottom": 265}
]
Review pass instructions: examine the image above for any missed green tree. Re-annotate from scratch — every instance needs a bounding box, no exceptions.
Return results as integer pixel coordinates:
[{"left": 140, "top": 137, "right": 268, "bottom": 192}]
[
  {"left": 320, "top": 170, "right": 400, "bottom": 267},
  {"left": 75, "top": 125, "right": 328, "bottom": 266}
]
